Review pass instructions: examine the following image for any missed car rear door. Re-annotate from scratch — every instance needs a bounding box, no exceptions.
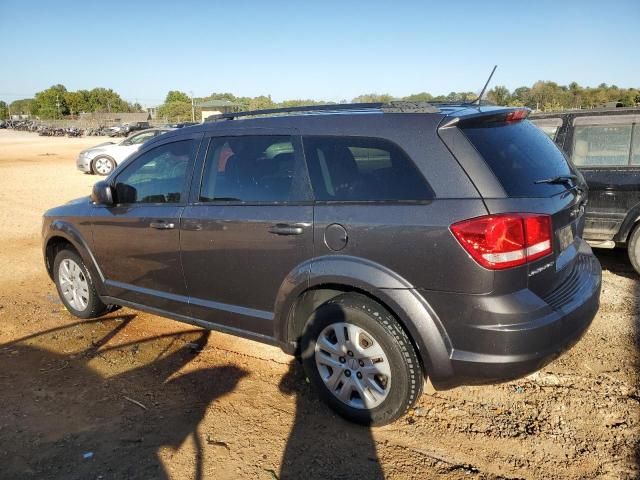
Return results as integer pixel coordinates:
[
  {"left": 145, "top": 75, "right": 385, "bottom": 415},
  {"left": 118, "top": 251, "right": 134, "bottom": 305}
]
[
  {"left": 568, "top": 114, "right": 640, "bottom": 242},
  {"left": 180, "top": 129, "right": 314, "bottom": 337},
  {"left": 90, "top": 133, "right": 201, "bottom": 315}
]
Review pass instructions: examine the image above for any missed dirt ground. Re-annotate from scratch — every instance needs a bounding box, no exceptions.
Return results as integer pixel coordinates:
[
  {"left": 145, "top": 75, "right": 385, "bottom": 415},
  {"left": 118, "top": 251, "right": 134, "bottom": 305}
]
[{"left": 0, "top": 129, "right": 638, "bottom": 479}]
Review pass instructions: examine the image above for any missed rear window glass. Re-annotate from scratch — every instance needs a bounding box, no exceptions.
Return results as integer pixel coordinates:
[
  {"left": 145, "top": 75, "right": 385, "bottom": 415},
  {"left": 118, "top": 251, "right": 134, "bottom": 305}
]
[{"left": 461, "top": 120, "right": 572, "bottom": 197}]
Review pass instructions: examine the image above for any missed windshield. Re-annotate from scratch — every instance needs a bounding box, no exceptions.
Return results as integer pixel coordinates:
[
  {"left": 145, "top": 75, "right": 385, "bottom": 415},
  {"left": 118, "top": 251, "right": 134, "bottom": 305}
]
[{"left": 461, "top": 120, "right": 573, "bottom": 197}]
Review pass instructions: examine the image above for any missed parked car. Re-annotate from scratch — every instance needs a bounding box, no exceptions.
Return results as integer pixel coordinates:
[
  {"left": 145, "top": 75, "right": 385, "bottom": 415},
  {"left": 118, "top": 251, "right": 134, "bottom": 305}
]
[
  {"left": 531, "top": 107, "right": 640, "bottom": 272},
  {"left": 76, "top": 128, "right": 172, "bottom": 175},
  {"left": 44, "top": 102, "right": 601, "bottom": 425},
  {"left": 165, "top": 121, "right": 198, "bottom": 128}
]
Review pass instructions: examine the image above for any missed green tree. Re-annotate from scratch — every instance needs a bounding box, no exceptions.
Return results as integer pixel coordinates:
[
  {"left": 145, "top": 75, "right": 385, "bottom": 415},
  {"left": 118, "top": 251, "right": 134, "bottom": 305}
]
[
  {"left": 352, "top": 93, "right": 395, "bottom": 103},
  {"left": 402, "top": 92, "right": 434, "bottom": 102},
  {"left": 487, "top": 85, "right": 511, "bottom": 105},
  {"left": 165, "top": 90, "right": 191, "bottom": 103},
  {"left": 0, "top": 101, "right": 8, "bottom": 119},
  {"left": 248, "top": 95, "right": 275, "bottom": 110},
  {"left": 85, "top": 88, "right": 130, "bottom": 113},
  {"left": 64, "top": 90, "right": 90, "bottom": 116},
  {"left": 157, "top": 101, "right": 192, "bottom": 122},
  {"left": 8, "top": 98, "right": 34, "bottom": 115},
  {"left": 32, "top": 84, "right": 69, "bottom": 118}
]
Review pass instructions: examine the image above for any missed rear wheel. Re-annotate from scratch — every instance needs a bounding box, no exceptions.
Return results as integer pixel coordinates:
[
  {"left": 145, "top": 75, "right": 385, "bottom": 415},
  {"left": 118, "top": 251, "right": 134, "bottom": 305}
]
[
  {"left": 53, "top": 249, "right": 109, "bottom": 319},
  {"left": 93, "top": 156, "right": 115, "bottom": 176},
  {"left": 627, "top": 224, "right": 640, "bottom": 275},
  {"left": 300, "top": 293, "right": 423, "bottom": 426}
]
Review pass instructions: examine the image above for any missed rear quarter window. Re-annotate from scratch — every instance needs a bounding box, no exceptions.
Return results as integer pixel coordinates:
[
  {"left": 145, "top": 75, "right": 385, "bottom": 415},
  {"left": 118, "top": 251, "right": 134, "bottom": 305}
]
[{"left": 461, "top": 120, "right": 572, "bottom": 197}]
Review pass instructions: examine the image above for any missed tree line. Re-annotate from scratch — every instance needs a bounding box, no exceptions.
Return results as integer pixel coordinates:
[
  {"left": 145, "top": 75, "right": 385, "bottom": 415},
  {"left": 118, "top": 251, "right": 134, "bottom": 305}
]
[
  {"left": 1, "top": 84, "right": 143, "bottom": 119},
  {"left": 2, "top": 81, "right": 639, "bottom": 122}
]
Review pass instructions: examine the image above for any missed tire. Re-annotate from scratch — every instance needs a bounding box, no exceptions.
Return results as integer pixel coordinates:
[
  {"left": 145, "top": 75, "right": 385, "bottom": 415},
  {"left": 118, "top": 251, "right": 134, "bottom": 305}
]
[
  {"left": 53, "top": 249, "right": 109, "bottom": 319},
  {"left": 300, "top": 293, "right": 423, "bottom": 426},
  {"left": 628, "top": 224, "right": 640, "bottom": 275},
  {"left": 92, "top": 156, "right": 116, "bottom": 176}
]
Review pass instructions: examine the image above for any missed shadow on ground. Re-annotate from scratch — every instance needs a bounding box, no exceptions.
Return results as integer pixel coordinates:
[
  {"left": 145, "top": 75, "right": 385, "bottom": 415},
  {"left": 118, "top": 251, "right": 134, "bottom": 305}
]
[
  {"left": 278, "top": 360, "right": 383, "bottom": 480},
  {"left": 0, "top": 314, "right": 247, "bottom": 479},
  {"left": 594, "top": 248, "right": 640, "bottom": 475}
]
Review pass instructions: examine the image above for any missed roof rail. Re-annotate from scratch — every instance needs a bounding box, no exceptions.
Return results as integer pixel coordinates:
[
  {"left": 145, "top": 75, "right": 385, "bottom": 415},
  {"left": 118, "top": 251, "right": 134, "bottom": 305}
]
[{"left": 205, "top": 101, "right": 440, "bottom": 122}]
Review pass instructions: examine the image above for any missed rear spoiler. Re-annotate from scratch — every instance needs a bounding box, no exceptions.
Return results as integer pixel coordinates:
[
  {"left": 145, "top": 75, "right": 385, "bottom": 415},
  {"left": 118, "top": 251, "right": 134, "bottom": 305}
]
[{"left": 439, "top": 108, "right": 531, "bottom": 129}]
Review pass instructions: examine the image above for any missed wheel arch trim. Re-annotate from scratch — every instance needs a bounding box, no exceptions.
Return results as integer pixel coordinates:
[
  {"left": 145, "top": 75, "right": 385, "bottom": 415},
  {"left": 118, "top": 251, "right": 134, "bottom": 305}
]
[
  {"left": 273, "top": 255, "right": 454, "bottom": 381},
  {"left": 43, "top": 220, "right": 107, "bottom": 295}
]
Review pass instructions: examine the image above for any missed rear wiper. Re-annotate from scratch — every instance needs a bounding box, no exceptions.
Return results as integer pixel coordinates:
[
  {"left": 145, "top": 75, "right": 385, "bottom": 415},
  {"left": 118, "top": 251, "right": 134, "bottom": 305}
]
[{"left": 534, "top": 174, "right": 578, "bottom": 186}]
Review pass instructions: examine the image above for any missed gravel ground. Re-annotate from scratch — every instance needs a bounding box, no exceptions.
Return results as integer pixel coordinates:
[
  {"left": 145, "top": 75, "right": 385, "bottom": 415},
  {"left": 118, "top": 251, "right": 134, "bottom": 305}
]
[{"left": 0, "top": 129, "right": 638, "bottom": 479}]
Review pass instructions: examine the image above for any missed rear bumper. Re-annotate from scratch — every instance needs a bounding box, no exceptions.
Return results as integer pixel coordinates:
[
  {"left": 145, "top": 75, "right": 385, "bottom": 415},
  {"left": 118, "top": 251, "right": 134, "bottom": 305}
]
[{"left": 423, "top": 242, "right": 601, "bottom": 389}]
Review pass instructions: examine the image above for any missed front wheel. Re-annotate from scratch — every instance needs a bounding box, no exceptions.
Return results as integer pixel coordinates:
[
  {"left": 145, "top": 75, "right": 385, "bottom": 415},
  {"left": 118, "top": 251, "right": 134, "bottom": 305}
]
[
  {"left": 53, "top": 249, "right": 109, "bottom": 319},
  {"left": 300, "top": 293, "right": 423, "bottom": 426},
  {"left": 92, "top": 156, "right": 115, "bottom": 176}
]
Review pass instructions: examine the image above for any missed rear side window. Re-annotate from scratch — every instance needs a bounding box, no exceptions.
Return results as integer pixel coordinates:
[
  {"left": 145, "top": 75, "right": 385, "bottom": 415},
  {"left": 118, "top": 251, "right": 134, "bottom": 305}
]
[
  {"left": 461, "top": 120, "right": 572, "bottom": 197},
  {"left": 302, "top": 136, "right": 432, "bottom": 201},
  {"left": 573, "top": 124, "right": 632, "bottom": 167},
  {"left": 200, "top": 135, "right": 307, "bottom": 202}
]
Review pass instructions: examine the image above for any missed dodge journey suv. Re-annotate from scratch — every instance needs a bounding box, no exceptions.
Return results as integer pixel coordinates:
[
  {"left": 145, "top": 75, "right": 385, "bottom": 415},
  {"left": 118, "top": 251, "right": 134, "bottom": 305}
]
[{"left": 43, "top": 102, "right": 602, "bottom": 425}]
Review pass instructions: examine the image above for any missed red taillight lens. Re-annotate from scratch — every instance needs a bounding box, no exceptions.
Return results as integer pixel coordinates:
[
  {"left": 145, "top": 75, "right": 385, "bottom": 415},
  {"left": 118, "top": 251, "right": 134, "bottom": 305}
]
[
  {"left": 451, "top": 214, "right": 552, "bottom": 270},
  {"left": 505, "top": 109, "right": 529, "bottom": 122}
]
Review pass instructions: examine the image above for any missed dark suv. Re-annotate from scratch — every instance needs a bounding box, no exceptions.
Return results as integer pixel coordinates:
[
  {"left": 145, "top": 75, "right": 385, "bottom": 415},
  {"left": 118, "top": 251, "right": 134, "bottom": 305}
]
[
  {"left": 531, "top": 108, "right": 640, "bottom": 272},
  {"left": 42, "top": 102, "right": 602, "bottom": 425}
]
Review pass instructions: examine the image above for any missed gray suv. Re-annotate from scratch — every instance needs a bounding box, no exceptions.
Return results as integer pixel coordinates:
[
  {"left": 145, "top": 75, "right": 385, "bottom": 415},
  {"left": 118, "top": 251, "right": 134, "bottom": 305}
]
[{"left": 42, "top": 102, "right": 602, "bottom": 425}]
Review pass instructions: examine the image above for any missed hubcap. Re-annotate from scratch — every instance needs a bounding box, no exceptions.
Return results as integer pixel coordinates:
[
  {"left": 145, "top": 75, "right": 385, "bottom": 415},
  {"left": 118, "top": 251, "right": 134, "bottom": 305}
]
[
  {"left": 315, "top": 322, "right": 391, "bottom": 409},
  {"left": 58, "top": 259, "right": 89, "bottom": 311},
  {"left": 95, "top": 158, "right": 112, "bottom": 175}
]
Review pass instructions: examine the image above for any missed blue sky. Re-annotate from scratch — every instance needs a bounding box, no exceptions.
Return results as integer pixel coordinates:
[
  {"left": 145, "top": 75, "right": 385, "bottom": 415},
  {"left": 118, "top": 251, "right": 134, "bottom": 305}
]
[{"left": 0, "top": 0, "right": 638, "bottom": 107}]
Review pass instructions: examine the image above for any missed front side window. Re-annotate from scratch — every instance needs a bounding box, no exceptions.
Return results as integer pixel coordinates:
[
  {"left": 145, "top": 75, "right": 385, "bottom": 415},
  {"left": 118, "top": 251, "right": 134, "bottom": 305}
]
[
  {"left": 114, "top": 139, "right": 195, "bottom": 204},
  {"left": 572, "top": 124, "right": 632, "bottom": 167},
  {"left": 200, "top": 136, "right": 304, "bottom": 202},
  {"left": 303, "top": 136, "right": 432, "bottom": 201}
]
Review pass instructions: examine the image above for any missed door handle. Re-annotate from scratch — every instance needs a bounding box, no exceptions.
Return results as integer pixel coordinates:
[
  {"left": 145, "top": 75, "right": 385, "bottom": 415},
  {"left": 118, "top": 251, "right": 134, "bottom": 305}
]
[
  {"left": 268, "top": 223, "right": 309, "bottom": 236},
  {"left": 150, "top": 220, "right": 175, "bottom": 230}
]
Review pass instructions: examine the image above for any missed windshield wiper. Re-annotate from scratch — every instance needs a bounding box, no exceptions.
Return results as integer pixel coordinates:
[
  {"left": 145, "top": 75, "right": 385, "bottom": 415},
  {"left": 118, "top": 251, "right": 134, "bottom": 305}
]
[{"left": 534, "top": 174, "right": 578, "bottom": 186}]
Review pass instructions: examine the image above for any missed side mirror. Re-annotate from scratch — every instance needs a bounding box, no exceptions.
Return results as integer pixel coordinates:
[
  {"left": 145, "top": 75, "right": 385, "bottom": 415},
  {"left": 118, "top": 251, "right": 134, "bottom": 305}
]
[{"left": 91, "top": 180, "right": 114, "bottom": 205}]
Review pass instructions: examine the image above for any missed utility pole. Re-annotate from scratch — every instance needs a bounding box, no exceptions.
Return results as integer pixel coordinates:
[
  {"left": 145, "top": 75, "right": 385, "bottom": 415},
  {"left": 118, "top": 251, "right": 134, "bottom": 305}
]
[
  {"left": 190, "top": 90, "right": 195, "bottom": 122},
  {"left": 55, "top": 94, "right": 61, "bottom": 119}
]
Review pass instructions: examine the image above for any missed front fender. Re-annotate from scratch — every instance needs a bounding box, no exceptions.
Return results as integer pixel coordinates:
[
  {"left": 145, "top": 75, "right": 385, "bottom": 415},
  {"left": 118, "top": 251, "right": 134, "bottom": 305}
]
[
  {"left": 273, "top": 255, "right": 454, "bottom": 382},
  {"left": 43, "top": 220, "right": 107, "bottom": 296}
]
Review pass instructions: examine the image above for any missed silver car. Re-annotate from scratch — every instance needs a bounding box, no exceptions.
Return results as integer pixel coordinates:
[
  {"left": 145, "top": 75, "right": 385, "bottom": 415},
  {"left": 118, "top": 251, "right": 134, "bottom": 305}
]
[{"left": 77, "top": 128, "right": 172, "bottom": 175}]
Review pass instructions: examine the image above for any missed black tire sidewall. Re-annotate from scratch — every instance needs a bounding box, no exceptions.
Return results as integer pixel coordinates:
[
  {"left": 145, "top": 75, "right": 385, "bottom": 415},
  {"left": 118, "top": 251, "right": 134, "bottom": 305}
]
[
  {"left": 53, "top": 249, "right": 106, "bottom": 319},
  {"left": 300, "top": 294, "right": 422, "bottom": 426}
]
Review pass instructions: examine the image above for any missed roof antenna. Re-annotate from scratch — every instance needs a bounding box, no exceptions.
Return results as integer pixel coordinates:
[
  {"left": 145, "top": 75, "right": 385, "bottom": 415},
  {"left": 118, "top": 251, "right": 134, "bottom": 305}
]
[{"left": 472, "top": 65, "right": 498, "bottom": 105}]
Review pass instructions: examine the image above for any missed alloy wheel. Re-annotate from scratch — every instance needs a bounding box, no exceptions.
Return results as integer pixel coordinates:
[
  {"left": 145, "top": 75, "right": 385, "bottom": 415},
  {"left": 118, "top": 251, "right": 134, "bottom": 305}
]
[
  {"left": 314, "top": 322, "right": 391, "bottom": 409},
  {"left": 58, "top": 258, "right": 89, "bottom": 311}
]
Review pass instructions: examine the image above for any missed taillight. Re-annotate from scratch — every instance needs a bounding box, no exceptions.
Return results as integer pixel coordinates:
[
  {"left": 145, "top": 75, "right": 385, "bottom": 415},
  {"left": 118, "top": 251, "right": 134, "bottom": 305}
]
[
  {"left": 505, "top": 109, "right": 529, "bottom": 122},
  {"left": 451, "top": 214, "right": 552, "bottom": 270}
]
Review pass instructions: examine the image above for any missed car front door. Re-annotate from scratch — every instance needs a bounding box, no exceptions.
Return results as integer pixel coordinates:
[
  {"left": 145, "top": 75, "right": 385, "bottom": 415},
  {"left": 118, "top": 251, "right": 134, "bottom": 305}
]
[
  {"left": 180, "top": 130, "right": 313, "bottom": 337},
  {"left": 91, "top": 134, "right": 201, "bottom": 314},
  {"left": 570, "top": 115, "right": 639, "bottom": 242}
]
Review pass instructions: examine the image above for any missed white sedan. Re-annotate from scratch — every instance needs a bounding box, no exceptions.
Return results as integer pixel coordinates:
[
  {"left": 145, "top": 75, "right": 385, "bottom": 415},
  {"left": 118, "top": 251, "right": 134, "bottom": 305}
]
[{"left": 76, "top": 128, "right": 172, "bottom": 175}]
